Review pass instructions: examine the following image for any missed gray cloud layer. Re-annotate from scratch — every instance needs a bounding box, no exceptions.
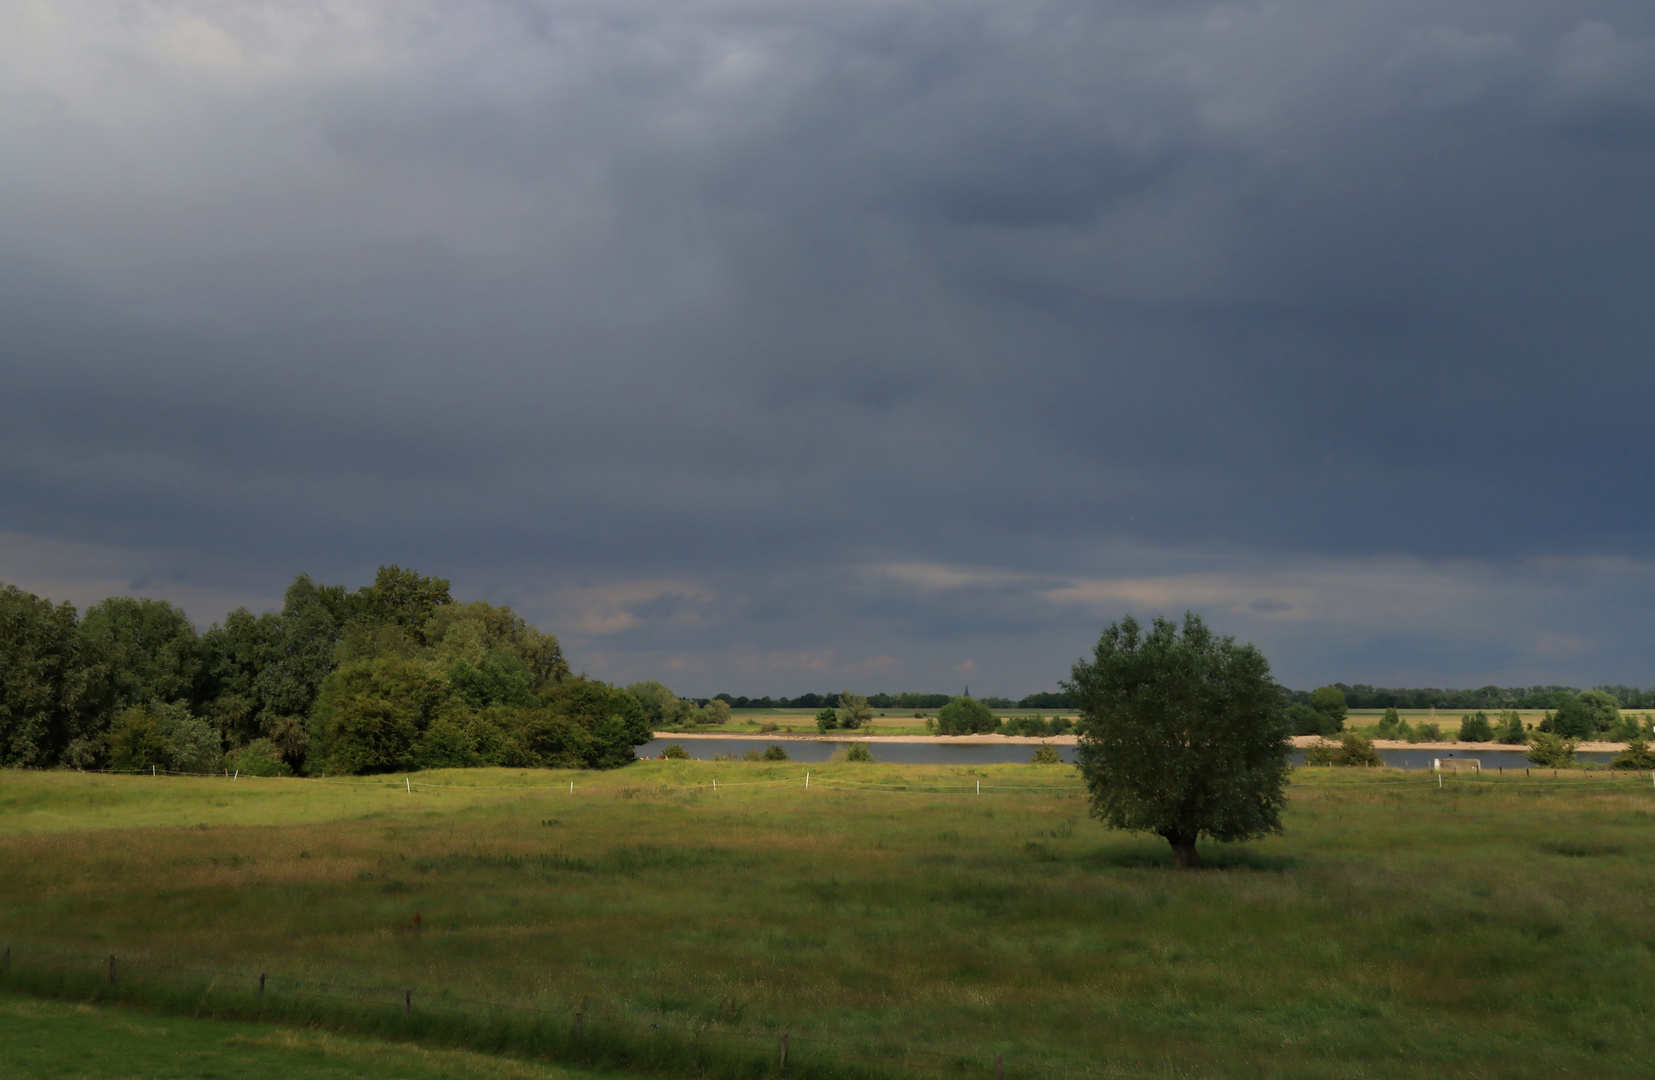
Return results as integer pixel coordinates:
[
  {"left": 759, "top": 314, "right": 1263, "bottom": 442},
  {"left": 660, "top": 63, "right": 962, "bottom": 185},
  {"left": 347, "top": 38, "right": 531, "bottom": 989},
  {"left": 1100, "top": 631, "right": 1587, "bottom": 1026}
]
[{"left": 4, "top": 0, "right": 1654, "bottom": 694}]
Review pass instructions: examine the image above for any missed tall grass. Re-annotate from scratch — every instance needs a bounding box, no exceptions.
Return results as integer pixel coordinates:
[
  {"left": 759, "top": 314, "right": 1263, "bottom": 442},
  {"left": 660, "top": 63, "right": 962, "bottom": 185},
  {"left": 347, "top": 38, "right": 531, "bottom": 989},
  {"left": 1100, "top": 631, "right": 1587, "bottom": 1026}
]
[{"left": 2, "top": 764, "right": 1654, "bottom": 1079}]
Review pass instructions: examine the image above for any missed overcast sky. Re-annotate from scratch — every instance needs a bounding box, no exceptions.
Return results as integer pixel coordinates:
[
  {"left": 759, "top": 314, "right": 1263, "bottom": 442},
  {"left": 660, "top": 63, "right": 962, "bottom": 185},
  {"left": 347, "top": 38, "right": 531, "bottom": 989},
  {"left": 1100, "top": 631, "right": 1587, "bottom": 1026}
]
[{"left": 4, "top": 0, "right": 1654, "bottom": 696}]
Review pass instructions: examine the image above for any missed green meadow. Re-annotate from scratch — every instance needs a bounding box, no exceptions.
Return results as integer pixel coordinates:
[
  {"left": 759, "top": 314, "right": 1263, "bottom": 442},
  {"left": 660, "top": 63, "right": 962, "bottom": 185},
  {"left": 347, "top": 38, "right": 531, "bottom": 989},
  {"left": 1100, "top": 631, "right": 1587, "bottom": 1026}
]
[
  {"left": 0, "top": 991, "right": 622, "bottom": 1080},
  {"left": 2, "top": 764, "right": 1654, "bottom": 1079}
]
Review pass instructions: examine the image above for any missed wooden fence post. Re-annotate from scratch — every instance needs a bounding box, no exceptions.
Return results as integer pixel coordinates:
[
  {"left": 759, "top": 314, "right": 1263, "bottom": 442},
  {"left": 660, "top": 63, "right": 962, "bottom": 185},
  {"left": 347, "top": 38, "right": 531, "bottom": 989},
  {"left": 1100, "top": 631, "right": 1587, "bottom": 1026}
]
[
  {"left": 780, "top": 1030, "right": 789, "bottom": 1070},
  {"left": 997, "top": 1053, "right": 1004, "bottom": 1080},
  {"left": 258, "top": 973, "right": 265, "bottom": 997},
  {"left": 575, "top": 1011, "right": 584, "bottom": 1042},
  {"left": 404, "top": 989, "right": 411, "bottom": 1014},
  {"left": 108, "top": 955, "right": 116, "bottom": 985}
]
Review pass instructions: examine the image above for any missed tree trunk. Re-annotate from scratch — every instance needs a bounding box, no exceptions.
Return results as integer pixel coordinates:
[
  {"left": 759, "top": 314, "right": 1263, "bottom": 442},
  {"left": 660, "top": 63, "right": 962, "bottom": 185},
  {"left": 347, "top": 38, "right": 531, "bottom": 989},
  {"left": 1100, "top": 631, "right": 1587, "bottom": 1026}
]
[{"left": 1168, "top": 836, "right": 1201, "bottom": 869}]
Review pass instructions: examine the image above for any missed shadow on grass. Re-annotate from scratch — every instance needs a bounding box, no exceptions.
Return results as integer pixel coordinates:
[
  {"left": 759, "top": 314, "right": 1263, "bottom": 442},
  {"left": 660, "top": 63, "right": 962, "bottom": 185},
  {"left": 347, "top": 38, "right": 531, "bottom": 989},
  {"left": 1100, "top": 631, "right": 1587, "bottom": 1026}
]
[
  {"left": 1083, "top": 842, "right": 1302, "bottom": 872},
  {"left": 1536, "top": 840, "right": 1625, "bottom": 858}
]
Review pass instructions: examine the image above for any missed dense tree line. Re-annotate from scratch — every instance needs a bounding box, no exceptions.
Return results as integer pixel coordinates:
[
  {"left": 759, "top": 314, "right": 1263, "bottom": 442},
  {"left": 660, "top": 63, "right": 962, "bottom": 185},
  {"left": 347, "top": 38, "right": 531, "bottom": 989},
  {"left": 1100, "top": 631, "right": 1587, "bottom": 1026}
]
[
  {"left": 709, "top": 690, "right": 1076, "bottom": 710},
  {"left": 0, "top": 567, "right": 650, "bottom": 775},
  {"left": 1288, "top": 683, "right": 1655, "bottom": 710}
]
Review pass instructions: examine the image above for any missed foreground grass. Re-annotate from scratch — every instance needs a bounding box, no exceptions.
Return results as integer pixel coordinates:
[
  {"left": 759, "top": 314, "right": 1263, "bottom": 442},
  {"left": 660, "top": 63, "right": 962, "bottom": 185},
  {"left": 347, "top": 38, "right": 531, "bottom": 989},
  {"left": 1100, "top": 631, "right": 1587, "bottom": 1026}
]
[
  {"left": 2, "top": 764, "right": 1654, "bottom": 1079},
  {"left": 0, "top": 991, "right": 621, "bottom": 1080}
]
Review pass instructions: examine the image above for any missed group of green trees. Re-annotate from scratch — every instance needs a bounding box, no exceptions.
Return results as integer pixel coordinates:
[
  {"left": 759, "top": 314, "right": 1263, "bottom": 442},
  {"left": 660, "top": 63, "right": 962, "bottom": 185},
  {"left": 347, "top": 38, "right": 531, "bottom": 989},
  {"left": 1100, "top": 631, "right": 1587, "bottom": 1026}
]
[
  {"left": 1285, "top": 686, "right": 1349, "bottom": 736},
  {"left": 0, "top": 568, "right": 653, "bottom": 776},
  {"left": 813, "top": 691, "right": 875, "bottom": 732},
  {"left": 1367, "top": 708, "right": 1525, "bottom": 744}
]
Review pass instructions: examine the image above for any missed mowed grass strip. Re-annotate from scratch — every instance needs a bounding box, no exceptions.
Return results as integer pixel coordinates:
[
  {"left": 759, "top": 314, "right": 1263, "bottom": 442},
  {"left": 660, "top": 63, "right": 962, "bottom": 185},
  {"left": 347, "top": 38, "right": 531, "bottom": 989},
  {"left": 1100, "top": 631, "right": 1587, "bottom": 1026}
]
[
  {"left": 0, "top": 990, "right": 626, "bottom": 1080},
  {"left": 1, "top": 764, "right": 1653, "bottom": 1079}
]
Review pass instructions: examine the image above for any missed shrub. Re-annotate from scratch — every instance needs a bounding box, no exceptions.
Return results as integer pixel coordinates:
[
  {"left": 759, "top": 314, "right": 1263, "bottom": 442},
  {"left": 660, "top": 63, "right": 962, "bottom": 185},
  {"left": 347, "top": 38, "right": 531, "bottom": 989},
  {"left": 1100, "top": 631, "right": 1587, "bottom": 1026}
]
[
  {"left": 697, "top": 699, "right": 732, "bottom": 726},
  {"left": 662, "top": 743, "right": 689, "bottom": 759},
  {"left": 227, "top": 738, "right": 293, "bottom": 777},
  {"left": 1049, "top": 715, "right": 1074, "bottom": 735},
  {"left": 830, "top": 742, "right": 874, "bottom": 763},
  {"left": 759, "top": 723, "right": 779, "bottom": 733},
  {"left": 1030, "top": 742, "right": 1062, "bottom": 764},
  {"left": 1458, "top": 711, "right": 1494, "bottom": 742},
  {"left": 762, "top": 744, "right": 790, "bottom": 761},
  {"left": 1527, "top": 730, "right": 1576, "bottom": 768},
  {"left": 1497, "top": 710, "right": 1527, "bottom": 745},
  {"left": 1607, "top": 712, "right": 1649, "bottom": 742},
  {"left": 1005, "top": 715, "right": 1049, "bottom": 737},
  {"left": 108, "top": 704, "right": 222, "bottom": 774},
  {"left": 624, "top": 681, "right": 678, "bottom": 726},
  {"left": 741, "top": 748, "right": 764, "bottom": 761},
  {"left": 1303, "top": 738, "right": 1337, "bottom": 766},
  {"left": 836, "top": 691, "right": 872, "bottom": 731},
  {"left": 1552, "top": 690, "right": 1620, "bottom": 739},
  {"left": 936, "top": 697, "right": 997, "bottom": 735},
  {"left": 107, "top": 706, "right": 169, "bottom": 772},
  {"left": 1333, "top": 730, "right": 1384, "bottom": 767},
  {"left": 1308, "top": 686, "right": 1348, "bottom": 731},
  {"left": 1288, "top": 702, "right": 1338, "bottom": 737},
  {"left": 1611, "top": 738, "right": 1655, "bottom": 770},
  {"left": 1410, "top": 721, "right": 1443, "bottom": 743},
  {"left": 1374, "top": 708, "right": 1401, "bottom": 737},
  {"left": 815, "top": 708, "right": 838, "bottom": 733}
]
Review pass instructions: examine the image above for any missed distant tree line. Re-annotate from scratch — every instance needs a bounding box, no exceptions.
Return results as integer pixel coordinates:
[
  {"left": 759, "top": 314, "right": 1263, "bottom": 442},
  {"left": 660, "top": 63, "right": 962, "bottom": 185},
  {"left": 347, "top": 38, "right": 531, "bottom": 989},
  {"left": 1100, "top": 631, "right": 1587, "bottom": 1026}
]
[
  {"left": 0, "top": 567, "right": 651, "bottom": 776},
  {"left": 1284, "top": 683, "right": 1655, "bottom": 710},
  {"left": 708, "top": 691, "right": 1077, "bottom": 710}
]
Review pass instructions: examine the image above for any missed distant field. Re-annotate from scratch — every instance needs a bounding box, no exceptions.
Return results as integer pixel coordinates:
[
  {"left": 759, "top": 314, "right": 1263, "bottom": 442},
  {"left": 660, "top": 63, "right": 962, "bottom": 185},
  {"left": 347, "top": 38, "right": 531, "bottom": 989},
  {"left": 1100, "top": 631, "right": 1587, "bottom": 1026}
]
[{"left": 2, "top": 764, "right": 1653, "bottom": 1079}]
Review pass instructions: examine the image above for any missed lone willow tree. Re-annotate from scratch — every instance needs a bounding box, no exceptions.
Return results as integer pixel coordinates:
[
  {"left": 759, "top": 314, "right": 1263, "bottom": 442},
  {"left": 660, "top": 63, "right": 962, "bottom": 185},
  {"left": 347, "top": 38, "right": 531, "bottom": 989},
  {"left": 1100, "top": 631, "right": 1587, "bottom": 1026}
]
[{"left": 1067, "top": 612, "right": 1292, "bottom": 869}]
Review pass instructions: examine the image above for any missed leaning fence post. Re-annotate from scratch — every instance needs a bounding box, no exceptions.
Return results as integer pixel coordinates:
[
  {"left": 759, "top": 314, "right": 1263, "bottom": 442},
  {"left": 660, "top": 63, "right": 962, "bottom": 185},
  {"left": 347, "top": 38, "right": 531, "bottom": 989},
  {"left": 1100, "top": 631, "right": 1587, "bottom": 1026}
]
[
  {"left": 258, "top": 972, "right": 265, "bottom": 997},
  {"left": 404, "top": 989, "right": 412, "bottom": 1014},
  {"left": 780, "top": 1030, "right": 789, "bottom": 1070}
]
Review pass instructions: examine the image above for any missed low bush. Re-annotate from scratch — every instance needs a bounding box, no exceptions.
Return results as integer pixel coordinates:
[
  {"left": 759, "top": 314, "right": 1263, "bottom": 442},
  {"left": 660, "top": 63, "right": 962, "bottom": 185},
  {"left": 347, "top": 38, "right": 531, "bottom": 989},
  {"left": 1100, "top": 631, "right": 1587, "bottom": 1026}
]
[
  {"left": 1611, "top": 738, "right": 1655, "bottom": 770},
  {"left": 1497, "top": 710, "right": 1527, "bottom": 744},
  {"left": 1303, "top": 739, "right": 1337, "bottom": 766},
  {"left": 1288, "top": 702, "right": 1338, "bottom": 737},
  {"left": 762, "top": 745, "right": 790, "bottom": 761},
  {"left": 815, "top": 709, "right": 838, "bottom": 733},
  {"left": 1030, "top": 742, "right": 1062, "bottom": 764},
  {"left": 226, "top": 738, "right": 292, "bottom": 777},
  {"left": 1332, "top": 730, "right": 1383, "bottom": 767},
  {"left": 829, "top": 742, "right": 874, "bottom": 763},
  {"left": 662, "top": 743, "right": 689, "bottom": 760},
  {"left": 1527, "top": 730, "right": 1576, "bottom": 768}
]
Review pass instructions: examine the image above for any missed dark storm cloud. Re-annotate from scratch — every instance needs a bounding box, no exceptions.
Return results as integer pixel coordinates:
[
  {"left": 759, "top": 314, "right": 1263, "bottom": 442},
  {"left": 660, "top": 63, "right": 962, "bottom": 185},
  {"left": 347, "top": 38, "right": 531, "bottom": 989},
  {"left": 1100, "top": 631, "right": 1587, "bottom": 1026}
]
[{"left": 4, "top": 0, "right": 1655, "bottom": 693}]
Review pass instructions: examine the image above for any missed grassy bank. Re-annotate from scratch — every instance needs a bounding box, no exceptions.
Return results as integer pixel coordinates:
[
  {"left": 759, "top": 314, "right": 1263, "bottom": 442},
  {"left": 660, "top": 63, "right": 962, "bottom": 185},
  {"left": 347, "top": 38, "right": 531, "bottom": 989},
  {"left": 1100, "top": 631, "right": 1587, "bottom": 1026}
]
[{"left": 1, "top": 764, "right": 1653, "bottom": 1078}]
